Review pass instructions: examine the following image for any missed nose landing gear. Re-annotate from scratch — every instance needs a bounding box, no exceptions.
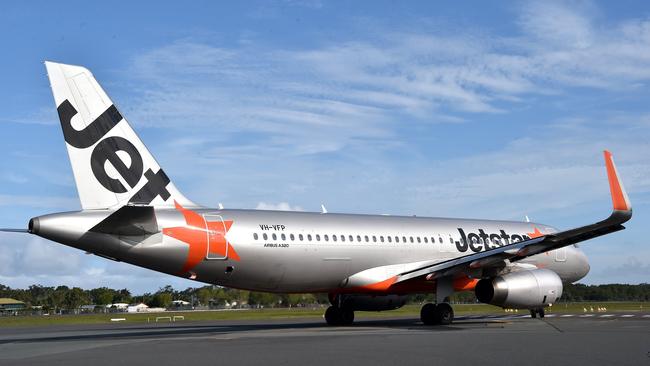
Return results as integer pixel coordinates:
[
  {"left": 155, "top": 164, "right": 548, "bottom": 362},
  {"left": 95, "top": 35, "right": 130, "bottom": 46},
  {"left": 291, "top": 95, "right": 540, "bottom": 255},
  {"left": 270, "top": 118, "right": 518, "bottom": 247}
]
[
  {"left": 530, "top": 308, "right": 545, "bottom": 318},
  {"left": 420, "top": 302, "right": 454, "bottom": 325}
]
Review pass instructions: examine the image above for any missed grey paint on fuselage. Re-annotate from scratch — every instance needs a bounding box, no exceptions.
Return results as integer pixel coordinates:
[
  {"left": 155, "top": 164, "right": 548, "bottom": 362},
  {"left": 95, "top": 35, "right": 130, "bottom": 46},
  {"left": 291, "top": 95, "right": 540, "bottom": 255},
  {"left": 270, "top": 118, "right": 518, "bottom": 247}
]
[{"left": 32, "top": 208, "right": 590, "bottom": 293}]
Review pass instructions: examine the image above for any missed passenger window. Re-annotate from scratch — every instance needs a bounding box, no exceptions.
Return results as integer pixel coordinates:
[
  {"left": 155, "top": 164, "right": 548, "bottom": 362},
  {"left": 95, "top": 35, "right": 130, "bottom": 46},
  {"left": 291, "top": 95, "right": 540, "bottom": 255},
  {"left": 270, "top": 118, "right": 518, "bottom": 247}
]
[
  {"left": 410, "top": 237, "right": 414, "bottom": 243},
  {"left": 254, "top": 233, "right": 259, "bottom": 240},
  {"left": 308, "top": 234, "right": 312, "bottom": 241},
  {"left": 341, "top": 235, "right": 345, "bottom": 242},
  {"left": 333, "top": 235, "right": 337, "bottom": 242},
  {"left": 449, "top": 236, "right": 453, "bottom": 244},
  {"left": 349, "top": 235, "right": 353, "bottom": 242},
  {"left": 324, "top": 235, "right": 329, "bottom": 241},
  {"left": 290, "top": 234, "right": 295, "bottom": 241},
  {"left": 365, "top": 235, "right": 369, "bottom": 242},
  {"left": 357, "top": 235, "right": 361, "bottom": 242},
  {"left": 373, "top": 236, "right": 377, "bottom": 242},
  {"left": 395, "top": 236, "right": 399, "bottom": 243},
  {"left": 380, "top": 236, "right": 384, "bottom": 243},
  {"left": 316, "top": 234, "right": 320, "bottom": 241},
  {"left": 299, "top": 234, "right": 304, "bottom": 241},
  {"left": 417, "top": 237, "right": 421, "bottom": 243},
  {"left": 272, "top": 233, "right": 277, "bottom": 240},
  {"left": 281, "top": 234, "right": 286, "bottom": 241},
  {"left": 424, "top": 237, "right": 428, "bottom": 244},
  {"left": 439, "top": 236, "right": 443, "bottom": 244},
  {"left": 388, "top": 236, "right": 392, "bottom": 243},
  {"left": 403, "top": 236, "right": 407, "bottom": 243},
  {"left": 263, "top": 233, "right": 268, "bottom": 240}
]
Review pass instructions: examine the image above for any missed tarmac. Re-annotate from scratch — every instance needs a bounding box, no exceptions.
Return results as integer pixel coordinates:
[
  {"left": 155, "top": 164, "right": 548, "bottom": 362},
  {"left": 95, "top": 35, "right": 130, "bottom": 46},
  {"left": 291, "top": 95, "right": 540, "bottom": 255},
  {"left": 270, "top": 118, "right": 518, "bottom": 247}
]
[{"left": 0, "top": 313, "right": 648, "bottom": 366}]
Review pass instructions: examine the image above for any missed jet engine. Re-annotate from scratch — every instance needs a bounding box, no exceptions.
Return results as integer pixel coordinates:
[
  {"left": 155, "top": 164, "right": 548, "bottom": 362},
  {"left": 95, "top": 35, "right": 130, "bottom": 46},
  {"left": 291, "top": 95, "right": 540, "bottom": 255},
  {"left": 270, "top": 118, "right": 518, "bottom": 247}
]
[
  {"left": 475, "top": 269, "right": 563, "bottom": 309},
  {"left": 333, "top": 294, "right": 407, "bottom": 311}
]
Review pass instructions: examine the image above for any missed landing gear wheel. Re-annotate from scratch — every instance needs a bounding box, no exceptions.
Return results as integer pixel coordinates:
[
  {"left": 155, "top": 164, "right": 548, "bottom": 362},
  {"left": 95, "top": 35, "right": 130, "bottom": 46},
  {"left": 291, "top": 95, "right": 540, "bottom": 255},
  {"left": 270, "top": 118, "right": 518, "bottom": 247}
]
[
  {"left": 325, "top": 306, "right": 341, "bottom": 326},
  {"left": 434, "top": 303, "right": 454, "bottom": 325},
  {"left": 420, "top": 303, "right": 437, "bottom": 325},
  {"left": 538, "top": 308, "right": 545, "bottom": 318},
  {"left": 340, "top": 307, "right": 355, "bottom": 325},
  {"left": 324, "top": 306, "right": 355, "bottom": 326},
  {"left": 530, "top": 309, "right": 537, "bottom": 318},
  {"left": 421, "top": 303, "right": 454, "bottom": 325}
]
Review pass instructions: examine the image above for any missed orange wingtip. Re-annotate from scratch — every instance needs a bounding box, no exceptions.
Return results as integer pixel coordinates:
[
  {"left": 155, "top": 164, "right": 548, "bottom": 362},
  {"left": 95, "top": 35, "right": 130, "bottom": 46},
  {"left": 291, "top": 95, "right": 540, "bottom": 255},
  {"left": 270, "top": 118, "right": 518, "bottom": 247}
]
[{"left": 603, "top": 150, "right": 631, "bottom": 212}]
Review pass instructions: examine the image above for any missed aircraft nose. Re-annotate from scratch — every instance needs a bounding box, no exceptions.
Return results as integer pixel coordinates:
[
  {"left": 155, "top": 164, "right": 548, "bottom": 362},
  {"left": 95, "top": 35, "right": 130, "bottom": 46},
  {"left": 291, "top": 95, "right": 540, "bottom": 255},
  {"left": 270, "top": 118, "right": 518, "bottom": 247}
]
[{"left": 574, "top": 248, "right": 590, "bottom": 280}]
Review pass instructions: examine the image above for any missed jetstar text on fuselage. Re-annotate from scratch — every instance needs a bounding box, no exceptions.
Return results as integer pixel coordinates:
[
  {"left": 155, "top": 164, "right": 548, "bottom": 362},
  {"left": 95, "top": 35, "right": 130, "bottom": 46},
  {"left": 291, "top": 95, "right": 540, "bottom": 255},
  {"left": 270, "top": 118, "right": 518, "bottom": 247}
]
[{"left": 456, "top": 228, "right": 538, "bottom": 253}]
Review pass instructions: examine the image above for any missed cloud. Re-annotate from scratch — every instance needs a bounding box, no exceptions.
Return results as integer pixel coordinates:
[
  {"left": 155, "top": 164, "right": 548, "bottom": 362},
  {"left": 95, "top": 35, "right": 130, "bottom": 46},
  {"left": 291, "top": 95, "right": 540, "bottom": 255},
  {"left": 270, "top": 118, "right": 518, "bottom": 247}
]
[
  {"left": 587, "top": 256, "right": 650, "bottom": 284},
  {"left": 3, "top": 1, "right": 650, "bottom": 291},
  {"left": 0, "top": 194, "right": 78, "bottom": 210},
  {"left": 0, "top": 233, "right": 198, "bottom": 293},
  {"left": 255, "top": 202, "right": 304, "bottom": 211}
]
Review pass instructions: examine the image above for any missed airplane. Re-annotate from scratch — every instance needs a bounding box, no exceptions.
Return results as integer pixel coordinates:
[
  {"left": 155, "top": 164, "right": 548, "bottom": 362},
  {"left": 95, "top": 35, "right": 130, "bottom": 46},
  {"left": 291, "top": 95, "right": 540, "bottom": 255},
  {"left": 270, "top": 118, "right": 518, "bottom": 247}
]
[{"left": 0, "top": 61, "right": 632, "bottom": 326}]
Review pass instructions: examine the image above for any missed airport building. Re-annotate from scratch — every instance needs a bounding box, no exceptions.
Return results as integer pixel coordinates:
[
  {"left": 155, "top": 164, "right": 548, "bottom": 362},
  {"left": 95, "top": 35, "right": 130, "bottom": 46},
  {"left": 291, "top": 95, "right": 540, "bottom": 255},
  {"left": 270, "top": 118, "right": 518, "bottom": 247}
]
[{"left": 0, "top": 298, "right": 26, "bottom": 315}]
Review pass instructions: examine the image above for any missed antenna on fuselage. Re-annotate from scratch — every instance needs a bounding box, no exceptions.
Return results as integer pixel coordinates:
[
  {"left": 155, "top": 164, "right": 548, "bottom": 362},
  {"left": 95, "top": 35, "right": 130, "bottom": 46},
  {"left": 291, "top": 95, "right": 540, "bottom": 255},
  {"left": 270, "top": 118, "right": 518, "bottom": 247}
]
[
  {"left": 321, "top": 204, "right": 328, "bottom": 214},
  {"left": 525, "top": 215, "right": 530, "bottom": 223},
  {"left": 218, "top": 203, "right": 224, "bottom": 210}
]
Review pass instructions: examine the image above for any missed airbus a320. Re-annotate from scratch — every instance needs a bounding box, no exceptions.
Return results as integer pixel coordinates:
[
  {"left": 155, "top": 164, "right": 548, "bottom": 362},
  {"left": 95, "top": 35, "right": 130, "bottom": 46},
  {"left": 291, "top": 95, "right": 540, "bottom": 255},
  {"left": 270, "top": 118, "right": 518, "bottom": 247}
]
[{"left": 1, "top": 62, "right": 632, "bottom": 326}]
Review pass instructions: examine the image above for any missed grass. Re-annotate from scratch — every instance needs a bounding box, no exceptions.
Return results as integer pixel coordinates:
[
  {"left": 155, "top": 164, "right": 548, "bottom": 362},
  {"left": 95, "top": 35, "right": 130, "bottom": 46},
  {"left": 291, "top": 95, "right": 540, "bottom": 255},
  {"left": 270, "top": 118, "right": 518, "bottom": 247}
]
[{"left": 0, "top": 302, "right": 646, "bottom": 327}]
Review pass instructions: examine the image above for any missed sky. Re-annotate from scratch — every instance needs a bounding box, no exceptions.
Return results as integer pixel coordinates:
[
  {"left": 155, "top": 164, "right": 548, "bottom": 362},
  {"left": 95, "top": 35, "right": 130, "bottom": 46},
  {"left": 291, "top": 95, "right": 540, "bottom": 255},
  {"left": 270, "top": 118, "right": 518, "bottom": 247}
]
[{"left": 0, "top": 0, "right": 649, "bottom": 294}]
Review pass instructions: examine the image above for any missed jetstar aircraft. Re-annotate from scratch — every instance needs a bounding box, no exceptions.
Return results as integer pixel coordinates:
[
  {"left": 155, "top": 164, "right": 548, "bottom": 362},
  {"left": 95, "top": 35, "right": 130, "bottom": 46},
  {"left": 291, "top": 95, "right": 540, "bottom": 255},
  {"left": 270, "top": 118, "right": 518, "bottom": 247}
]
[{"left": 0, "top": 62, "right": 633, "bottom": 326}]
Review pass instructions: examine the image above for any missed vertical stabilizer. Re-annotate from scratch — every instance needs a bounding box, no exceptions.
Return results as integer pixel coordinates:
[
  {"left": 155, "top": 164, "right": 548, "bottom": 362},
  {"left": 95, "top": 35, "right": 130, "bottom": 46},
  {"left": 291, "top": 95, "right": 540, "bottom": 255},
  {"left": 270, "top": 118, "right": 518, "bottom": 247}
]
[{"left": 45, "top": 61, "right": 197, "bottom": 210}]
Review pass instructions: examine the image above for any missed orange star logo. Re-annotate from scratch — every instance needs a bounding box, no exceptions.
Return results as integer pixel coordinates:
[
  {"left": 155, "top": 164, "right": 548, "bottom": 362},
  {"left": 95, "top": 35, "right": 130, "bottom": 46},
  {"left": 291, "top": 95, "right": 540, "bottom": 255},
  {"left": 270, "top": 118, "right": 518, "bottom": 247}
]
[
  {"left": 163, "top": 201, "right": 240, "bottom": 274},
  {"left": 527, "top": 227, "right": 544, "bottom": 239}
]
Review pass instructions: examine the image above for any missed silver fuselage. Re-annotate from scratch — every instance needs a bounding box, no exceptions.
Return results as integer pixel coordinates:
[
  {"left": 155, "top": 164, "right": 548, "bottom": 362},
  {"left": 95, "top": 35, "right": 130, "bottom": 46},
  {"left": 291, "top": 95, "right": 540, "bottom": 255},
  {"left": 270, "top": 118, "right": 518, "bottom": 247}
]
[{"left": 32, "top": 208, "right": 590, "bottom": 294}]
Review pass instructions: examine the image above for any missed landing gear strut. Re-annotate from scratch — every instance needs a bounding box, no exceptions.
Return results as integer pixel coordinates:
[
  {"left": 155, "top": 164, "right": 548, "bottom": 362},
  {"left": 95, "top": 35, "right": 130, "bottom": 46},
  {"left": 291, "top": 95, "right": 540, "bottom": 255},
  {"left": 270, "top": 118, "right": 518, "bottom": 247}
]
[
  {"left": 530, "top": 308, "right": 545, "bottom": 318},
  {"left": 325, "top": 306, "right": 355, "bottom": 326},
  {"left": 420, "top": 303, "right": 454, "bottom": 325}
]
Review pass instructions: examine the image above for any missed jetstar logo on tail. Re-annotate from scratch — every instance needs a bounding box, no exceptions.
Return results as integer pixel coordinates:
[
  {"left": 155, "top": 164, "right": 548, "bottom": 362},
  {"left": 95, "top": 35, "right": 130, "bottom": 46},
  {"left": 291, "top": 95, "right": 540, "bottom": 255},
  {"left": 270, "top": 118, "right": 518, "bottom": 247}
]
[
  {"left": 163, "top": 201, "right": 240, "bottom": 274},
  {"left": 57, "top": 100, "right": 171, "bottom": 205}
]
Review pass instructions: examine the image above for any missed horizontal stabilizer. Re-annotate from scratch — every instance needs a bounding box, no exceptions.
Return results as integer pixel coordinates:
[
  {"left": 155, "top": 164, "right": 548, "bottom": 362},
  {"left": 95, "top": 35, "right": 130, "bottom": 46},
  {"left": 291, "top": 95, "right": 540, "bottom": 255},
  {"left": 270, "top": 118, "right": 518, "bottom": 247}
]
[
  {"left": 0, "top": 228, "right": 29, "bottom": 233},
  {"left": 90, "top": 205, "right": 159, "bottom": 236}
]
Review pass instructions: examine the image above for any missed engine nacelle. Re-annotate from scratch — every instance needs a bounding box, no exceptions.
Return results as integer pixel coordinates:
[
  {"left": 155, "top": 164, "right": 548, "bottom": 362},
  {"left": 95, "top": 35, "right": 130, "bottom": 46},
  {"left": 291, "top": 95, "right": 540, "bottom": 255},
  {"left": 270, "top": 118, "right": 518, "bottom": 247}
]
[
  {"left": 332, "top": 294, "right": 407, "bottom": 311},
  {"left": 475, "top": 269, "right": 563, "bottom": 309}
]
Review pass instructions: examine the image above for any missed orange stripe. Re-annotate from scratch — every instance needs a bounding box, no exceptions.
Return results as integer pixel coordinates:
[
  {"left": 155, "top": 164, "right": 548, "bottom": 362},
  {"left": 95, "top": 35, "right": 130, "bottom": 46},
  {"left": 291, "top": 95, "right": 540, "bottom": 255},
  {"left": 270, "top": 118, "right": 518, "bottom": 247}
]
[
  {"left": 347, "top": 276, "right": 398, "bottom": 293},
  {"left": 604, "top": 150, "right": 629, "bottom": 211},
  {"left": 453, "top": 277, "right": 478, "bottom": 291}
]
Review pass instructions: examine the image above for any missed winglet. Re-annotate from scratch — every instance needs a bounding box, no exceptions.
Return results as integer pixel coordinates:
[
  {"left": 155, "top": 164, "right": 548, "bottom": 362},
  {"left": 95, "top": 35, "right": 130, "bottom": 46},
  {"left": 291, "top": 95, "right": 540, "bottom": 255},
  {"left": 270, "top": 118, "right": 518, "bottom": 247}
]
[{"left": 604, "top": 150, "right": 632, "bottom": 212}]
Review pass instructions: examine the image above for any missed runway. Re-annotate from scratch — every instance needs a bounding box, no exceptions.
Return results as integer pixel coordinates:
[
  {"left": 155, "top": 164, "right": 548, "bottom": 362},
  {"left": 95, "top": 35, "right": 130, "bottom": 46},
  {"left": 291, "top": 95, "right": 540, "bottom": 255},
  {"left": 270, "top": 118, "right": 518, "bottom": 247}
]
[{"left": 0, "top": 313, "right": 648, "bottom": 366}]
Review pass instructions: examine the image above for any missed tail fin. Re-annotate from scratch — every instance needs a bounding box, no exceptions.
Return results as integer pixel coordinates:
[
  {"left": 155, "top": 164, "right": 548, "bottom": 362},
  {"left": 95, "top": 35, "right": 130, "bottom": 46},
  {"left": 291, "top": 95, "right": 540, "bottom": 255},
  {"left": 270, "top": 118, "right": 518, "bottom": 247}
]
[{"left": 45, "top": 61, "right": 196, "bottom": 210}]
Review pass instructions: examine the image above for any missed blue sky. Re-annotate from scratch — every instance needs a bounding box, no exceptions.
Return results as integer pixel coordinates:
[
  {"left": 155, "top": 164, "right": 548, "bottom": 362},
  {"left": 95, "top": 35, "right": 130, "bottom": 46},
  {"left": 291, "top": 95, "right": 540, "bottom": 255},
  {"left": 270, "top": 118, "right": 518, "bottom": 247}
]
[{"left": 0, "top": 1, "right": 649, "bottom": 293}]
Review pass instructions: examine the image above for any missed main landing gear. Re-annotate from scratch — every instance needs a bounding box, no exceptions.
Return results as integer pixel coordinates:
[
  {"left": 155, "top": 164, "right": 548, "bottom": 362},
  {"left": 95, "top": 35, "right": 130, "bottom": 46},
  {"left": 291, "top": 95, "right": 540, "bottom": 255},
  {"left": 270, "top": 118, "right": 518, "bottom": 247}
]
[
  {"left": 530, "top": 308, "right": 545, "bottom": 318},
  {"left": 420, "top": 303, "right": 454, "bottom": 325},
  {"left": 324, "top": 306, "right": 355, "bottom": 326}
]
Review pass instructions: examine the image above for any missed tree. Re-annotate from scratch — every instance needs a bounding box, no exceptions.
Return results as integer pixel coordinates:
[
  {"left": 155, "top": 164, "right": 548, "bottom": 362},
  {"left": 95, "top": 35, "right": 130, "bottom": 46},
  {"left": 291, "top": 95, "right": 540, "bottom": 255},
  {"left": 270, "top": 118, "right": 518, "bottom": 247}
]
[
  {"left": 90, "top": 287, "right": 115, "bottom": 305},
  {"left": 248, "top": 292, "right": 280, "bottom": 307},
  {"left": 197, "top": 287, "right": 214, "bottom": 306},
  {"left": 113, "top": 289, "right": 132, "bottom": 304},
  {"left": 148, "top": 293, "right": 172, "bottom": 308},
  {"left": 64, "top": 287, "right": 89, "bottom": 313}
]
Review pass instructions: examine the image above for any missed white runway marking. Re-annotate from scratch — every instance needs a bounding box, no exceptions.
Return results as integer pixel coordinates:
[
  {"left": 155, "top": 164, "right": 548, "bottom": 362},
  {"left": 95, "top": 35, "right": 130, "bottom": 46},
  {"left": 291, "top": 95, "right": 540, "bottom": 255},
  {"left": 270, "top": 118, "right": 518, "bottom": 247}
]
[
  {"left": 643, "top": 315, "right": 650, "bottom": 318},
  {"left": 600, "top": 314, "right": 614, "bottom": 317},
  {"left": 620, "top": 314, "right": 634, "bottom": 318},
  {"left": 544, "top": 314, "right": 556, "bottom": 317},
  {"left": 560, "top": 314, "right": 574, "bottom": 317},
  {"left": 580, "top": 314, "right": 595, "bottom": 317}
]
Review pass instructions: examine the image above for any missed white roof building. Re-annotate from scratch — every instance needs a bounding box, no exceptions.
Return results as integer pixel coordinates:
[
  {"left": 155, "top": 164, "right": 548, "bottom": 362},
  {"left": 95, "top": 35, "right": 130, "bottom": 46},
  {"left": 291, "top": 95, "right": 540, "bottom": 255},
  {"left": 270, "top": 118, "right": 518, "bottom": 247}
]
[{"left": 126, "top": 303, "right": 149, "bottom": 313}]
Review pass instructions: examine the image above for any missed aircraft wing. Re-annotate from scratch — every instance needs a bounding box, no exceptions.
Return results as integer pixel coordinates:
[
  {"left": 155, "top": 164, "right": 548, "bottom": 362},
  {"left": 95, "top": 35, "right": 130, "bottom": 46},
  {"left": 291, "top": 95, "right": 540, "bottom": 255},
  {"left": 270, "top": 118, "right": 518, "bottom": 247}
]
[{"left": 340, "top": 150, "right": 632, "bottom": 292}]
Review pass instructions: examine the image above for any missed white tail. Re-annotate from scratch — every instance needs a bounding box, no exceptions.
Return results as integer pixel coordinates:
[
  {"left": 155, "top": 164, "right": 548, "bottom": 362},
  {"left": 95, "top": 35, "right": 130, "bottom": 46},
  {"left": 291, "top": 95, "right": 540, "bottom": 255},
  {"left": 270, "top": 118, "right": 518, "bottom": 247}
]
[{"left": 45, "top": 61, "right": 196, "bottom": 210}]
